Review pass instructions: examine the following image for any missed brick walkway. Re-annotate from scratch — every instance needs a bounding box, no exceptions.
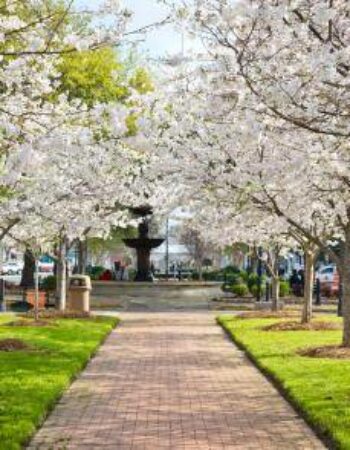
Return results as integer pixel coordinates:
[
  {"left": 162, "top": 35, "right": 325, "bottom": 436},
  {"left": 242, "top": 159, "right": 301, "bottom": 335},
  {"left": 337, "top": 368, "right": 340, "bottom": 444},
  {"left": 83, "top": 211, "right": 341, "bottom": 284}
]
[{"left": 28, "top": 313, "right": 325, "bottom": 449}]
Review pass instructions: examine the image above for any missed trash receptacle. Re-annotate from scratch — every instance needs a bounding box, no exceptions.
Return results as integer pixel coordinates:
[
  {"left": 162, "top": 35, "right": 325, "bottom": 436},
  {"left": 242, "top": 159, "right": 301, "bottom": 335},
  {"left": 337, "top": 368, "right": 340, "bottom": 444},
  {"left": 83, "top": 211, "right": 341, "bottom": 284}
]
[{"left": 68, "top": 275, "right": 91, "bottom": 312}]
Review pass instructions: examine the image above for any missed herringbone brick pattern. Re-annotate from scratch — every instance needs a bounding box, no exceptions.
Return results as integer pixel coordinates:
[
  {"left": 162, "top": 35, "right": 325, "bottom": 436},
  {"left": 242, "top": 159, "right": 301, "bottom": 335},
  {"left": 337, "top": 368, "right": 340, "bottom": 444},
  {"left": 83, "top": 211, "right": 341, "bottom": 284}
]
[{"left": 28, "top": 313, "right": 325, "bottom": 449}]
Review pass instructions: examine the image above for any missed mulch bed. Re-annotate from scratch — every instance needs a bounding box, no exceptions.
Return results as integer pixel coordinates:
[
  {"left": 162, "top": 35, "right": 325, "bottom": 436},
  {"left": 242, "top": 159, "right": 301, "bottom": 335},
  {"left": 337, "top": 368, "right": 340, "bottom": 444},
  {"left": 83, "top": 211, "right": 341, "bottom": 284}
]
[
  {"left": 263, "top": 320, "right": 341, "bottom": 331},
  {"left": 210, "top": 303, "right": 253, "bottom": 311},
  {"left": 0, "top": 338, "right": 31, "bottom": 352},
  {"left": 2, "top": 311, "right": 92, "bottom": 328},
  {"left": 23, "top": 310, "right": 91, "bottom": 319},
  {"left": 236, "top": 311, "right": 297, "bottom": 320},
  {"left": 5, "top": 319, "right": 56, "bottom": 327},
  {"left": 298, "top": 345, "right": 350, "bottom": 359}
]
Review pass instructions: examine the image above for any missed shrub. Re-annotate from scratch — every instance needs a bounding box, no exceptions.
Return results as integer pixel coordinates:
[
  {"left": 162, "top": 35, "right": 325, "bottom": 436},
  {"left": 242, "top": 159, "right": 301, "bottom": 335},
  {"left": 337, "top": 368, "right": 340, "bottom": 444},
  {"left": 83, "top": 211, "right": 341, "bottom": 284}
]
[
  {"left": 221, "top": 283, "right": 231, "bottom": 292},
  {"left": 222, "top": 265, "right": 241, "bottom": 275},
  {"left": 279, "top": 280, "right": 290, "bottom": 297},
  {"left": 88, "top": 266, "right": 105, "bottom": 280},
  {"left": 191, "top": 271, "right": 200, "bottom": 280},
  {"left": 9, "top": 301, "right": 31, "bottom": 312},
  {"left": 230, "top": 283, "right": 249, "bottom": 297},
  {"left": 247, "top": 273, "right": 260, "bottom": 290},
  {"left": 203, "top": 271, "right": 222, "bottom": 281},
  {"left": 250, "top": 283, "right": 266, "bottom": 298},
  {"left": 239, "top": 270, "right": 249, "bottom": 283},
  {"left": 201, "top": 266, "right": 242, "bottom": 282},
  {"left": 224, "top": 273, "right": 241, "bottom": 285},
  {"left": 128, "top": 268, "right": 136, "bottom": 281},
  {"left": 41, "top": 275, "right": 56, "bottom": 292}
]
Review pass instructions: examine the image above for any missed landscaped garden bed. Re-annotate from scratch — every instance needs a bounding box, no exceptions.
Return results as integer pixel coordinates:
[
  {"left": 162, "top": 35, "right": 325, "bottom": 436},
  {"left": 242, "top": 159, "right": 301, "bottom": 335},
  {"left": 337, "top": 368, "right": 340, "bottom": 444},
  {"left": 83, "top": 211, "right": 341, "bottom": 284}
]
[
  {"left": 218, "top": 314, "right": 350, "bottom": 449},
  {"left": 0, "top": 314, "right": 118, "bottom": 450}
]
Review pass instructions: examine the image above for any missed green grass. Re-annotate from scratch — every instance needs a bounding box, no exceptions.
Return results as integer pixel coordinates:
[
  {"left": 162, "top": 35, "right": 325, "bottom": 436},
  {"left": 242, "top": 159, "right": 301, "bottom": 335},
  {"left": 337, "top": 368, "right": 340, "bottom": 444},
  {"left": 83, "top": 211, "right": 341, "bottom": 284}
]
[
  {"left": 218, "top": 314, "right": 350, "bottom": 450},
  {"left": 0, "top": 314, "right": 118, "bottom": 450}
]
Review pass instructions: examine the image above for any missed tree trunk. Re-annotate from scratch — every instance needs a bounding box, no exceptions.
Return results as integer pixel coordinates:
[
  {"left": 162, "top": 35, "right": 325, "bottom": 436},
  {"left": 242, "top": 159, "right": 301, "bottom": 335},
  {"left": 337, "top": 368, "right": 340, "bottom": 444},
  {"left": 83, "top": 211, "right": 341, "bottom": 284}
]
[
  {"left": 341, "top": 228, "right": 350, "bottom": 346},
  {"left": 20, "top": 248, "right": 35, "bottom": 289},
  {"left": 250, "top": 253, "right": 258, "bottom": 273},
  {"left": 56, "top": 238, "right": 67, "bottom": 311},
  {"left": 342, "top": 270, "right": 350, "bottom": 345},
  {"left": 77, "top": 239, "right": 87, "bottom": 274},
  {"left": 301, "top": 249, "right": 314, "bottom": 323},
  {"left": 34, "top": 257, "right": 39, "bottom": 322},
  {"left": 271, "top": 277, "right": 280, "bottom": 311},
  {"left": 271, "top": 249, "right": 280, "bottom": 311}
]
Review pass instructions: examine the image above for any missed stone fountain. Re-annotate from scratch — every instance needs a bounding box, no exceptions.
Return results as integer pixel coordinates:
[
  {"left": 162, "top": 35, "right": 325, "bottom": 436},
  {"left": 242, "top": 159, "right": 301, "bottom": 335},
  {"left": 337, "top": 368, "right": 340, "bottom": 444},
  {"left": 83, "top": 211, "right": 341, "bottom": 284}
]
[{"left": 123, "top": 206, "right": 164, "bottom": 282}]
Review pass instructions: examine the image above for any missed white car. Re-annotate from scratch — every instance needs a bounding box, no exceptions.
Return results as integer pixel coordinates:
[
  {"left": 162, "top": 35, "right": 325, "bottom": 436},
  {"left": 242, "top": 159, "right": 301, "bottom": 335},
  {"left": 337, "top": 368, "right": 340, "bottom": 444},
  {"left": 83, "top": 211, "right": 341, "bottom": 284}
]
[
  {"left": 1, "top": 261, "right": 23, "bottom": 275},
  {"left": 316, "top": 264, "right": 340, "bottom": 296},
  {"left": 317, "top": 265, "right": 337, "bottom": 284}
]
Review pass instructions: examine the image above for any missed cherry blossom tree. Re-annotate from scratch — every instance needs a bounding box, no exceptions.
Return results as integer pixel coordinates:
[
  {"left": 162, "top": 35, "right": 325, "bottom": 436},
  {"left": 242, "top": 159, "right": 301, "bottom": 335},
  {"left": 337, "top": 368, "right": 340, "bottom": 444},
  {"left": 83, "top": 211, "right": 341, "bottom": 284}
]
[
  {"left": 143, "top": 62, "right": 336, "bottom": 322},
  {"left": 153, "top": 0, "right": 350, "bottom": 343},
  {"left": 0, "top": 1, "right": 168, "bottom": 309}
]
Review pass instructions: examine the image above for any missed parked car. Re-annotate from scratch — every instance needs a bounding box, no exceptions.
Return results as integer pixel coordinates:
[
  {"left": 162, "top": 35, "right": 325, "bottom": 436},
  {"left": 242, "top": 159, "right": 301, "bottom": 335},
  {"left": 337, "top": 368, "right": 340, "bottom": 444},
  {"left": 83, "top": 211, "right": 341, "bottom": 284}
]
[
  {"left": 38, "top": 261, "right": 54, "bottom": 273},
  {"left": 317, "top": 265, "right": 337, "bottom": 283},
  {"left": 1, "top": 261, "right": 23, "bottom": 275},
  {"left": 316, "top": 265, "right": 339, "bottom": 296}
]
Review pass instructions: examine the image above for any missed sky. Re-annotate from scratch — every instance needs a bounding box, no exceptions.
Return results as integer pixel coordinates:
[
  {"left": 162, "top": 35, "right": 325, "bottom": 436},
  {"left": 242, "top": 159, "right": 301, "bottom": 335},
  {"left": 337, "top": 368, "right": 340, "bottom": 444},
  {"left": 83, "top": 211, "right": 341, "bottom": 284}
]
[
  {"left": 123, "top": 0, "right": 186, "bottom": 58},
  {"left": 76, "top": 0, "right": 187, "bottom": 59}
]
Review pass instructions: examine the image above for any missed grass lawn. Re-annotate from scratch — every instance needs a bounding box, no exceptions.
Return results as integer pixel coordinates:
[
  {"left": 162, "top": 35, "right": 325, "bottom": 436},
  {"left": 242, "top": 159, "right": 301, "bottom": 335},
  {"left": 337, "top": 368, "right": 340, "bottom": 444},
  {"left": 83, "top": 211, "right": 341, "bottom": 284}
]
[
  {"left": 0, "top": 314, "right": 118, "bottom": 450},
  {"left": 218, "top": 314, "right": 350, "bottom": 450}
]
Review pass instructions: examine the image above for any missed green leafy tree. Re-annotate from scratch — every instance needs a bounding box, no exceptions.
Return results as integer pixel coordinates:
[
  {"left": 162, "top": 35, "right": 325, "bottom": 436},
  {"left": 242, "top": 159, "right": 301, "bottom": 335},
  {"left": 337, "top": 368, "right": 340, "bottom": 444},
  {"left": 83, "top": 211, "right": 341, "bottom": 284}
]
[
  {"left": 57, "top": 48, "right": 129, "bottom": 106},
  {"left": 88, "top": 226, "right": 137, "bottom": 259},
  {"left": 129, "top": 67, "right": 154, "bottom": 94},
  {"left": 57, "top": 48, "right": 153, "bottom": 134}
]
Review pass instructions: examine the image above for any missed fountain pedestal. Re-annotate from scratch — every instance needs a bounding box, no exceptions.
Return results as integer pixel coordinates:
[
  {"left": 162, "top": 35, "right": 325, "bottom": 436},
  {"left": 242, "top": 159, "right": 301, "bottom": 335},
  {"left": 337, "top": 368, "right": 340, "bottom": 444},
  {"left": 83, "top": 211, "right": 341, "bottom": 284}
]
[
  {"left": 136, "top": 247, "right": 152, "bottom": 282},
  {"left": 123, "top": 207, "right": 164, "bottom": 282}
]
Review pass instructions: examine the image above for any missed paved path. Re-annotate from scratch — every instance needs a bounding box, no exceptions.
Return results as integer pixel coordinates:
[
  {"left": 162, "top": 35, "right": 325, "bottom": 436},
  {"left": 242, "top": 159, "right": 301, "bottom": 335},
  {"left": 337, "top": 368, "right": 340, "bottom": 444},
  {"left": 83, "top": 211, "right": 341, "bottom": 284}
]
[
  {"left": 29, "top": 313, "right": 325, "bottom": 449},
  {"left": 90, "top": 282, "right": 221, "bottom": 311}
]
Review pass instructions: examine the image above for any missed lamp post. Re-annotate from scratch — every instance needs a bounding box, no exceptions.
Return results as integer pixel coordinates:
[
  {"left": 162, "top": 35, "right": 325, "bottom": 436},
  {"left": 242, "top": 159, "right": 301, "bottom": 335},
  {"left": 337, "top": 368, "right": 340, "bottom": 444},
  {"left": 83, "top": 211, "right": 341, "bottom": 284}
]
[
  {"left": 257, "top": 247, "right": 263, "bottom": 302},
  {"left": 0, "top": 279, "right": 5, "bottom": 312},
  {"left": 315, "top": 278, "right": 321, "bottom": 306},
  {"left": 265, "top": 280, "right": 270, "bottom": 302}
]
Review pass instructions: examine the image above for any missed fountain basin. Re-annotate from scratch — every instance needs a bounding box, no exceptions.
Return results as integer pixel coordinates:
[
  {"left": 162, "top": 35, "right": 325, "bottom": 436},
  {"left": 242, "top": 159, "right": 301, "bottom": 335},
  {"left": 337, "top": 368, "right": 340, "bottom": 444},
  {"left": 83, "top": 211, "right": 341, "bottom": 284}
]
[{"left": 124, "top": 238, "right": 164, "bottom": 250}]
